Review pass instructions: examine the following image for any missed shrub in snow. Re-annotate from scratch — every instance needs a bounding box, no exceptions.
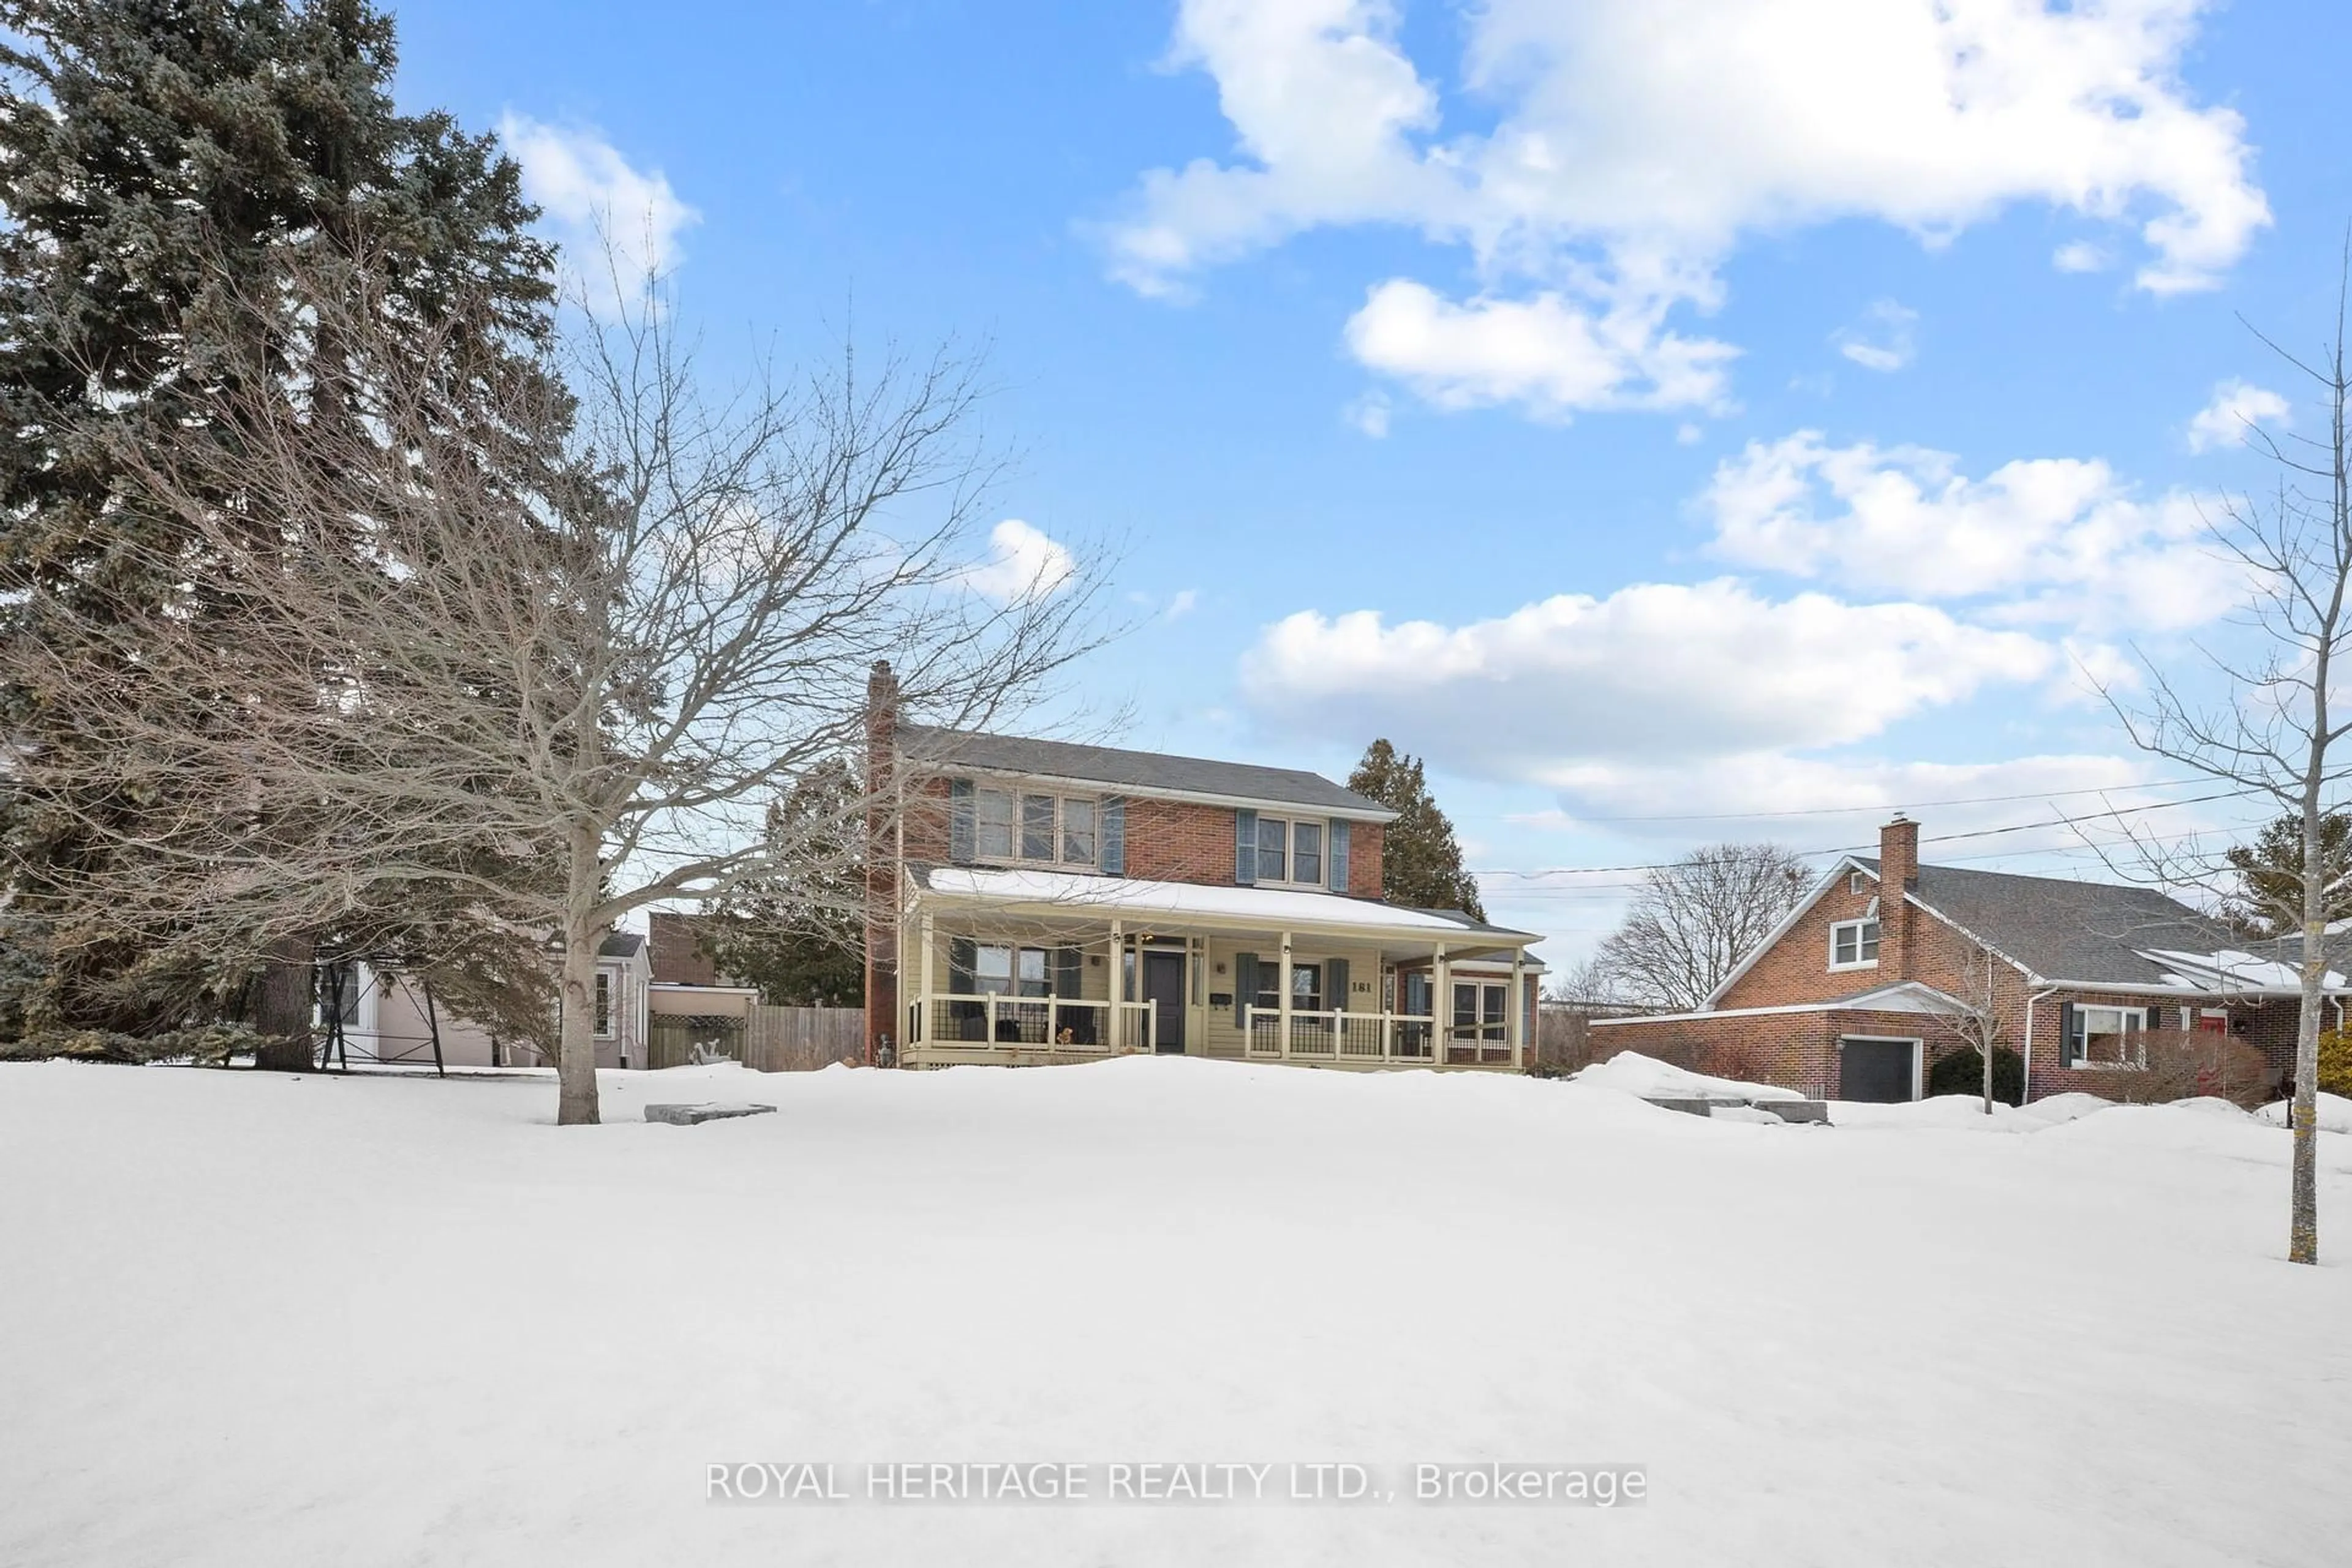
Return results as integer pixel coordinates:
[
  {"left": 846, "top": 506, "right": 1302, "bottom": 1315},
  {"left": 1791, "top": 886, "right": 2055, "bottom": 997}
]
[
  {"left": 0, "top": 1023, "right": 263, "bottom": 1066},
  {"left": 1924, "top": 1046, "right": 2024, "bottom": 1106},
  {"left": 2316, "top": 1027, "right": 2352, "bottom": 1098},
  {"left": 2105, "top": 1031, "right": 2277, "bottom": 1110}
]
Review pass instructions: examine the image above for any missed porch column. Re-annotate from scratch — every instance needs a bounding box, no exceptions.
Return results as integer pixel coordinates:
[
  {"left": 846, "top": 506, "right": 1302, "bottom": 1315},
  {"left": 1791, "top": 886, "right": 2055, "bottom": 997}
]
[
  {"left": 1509, "top": 948, "right": 1526, "bottom": 1071},
  {"left": 1279, "top": 932, "right": 1293, "bottom": 1059},
  {"left": 1109, "top": 918, "right": 1125, "bottom": 1051},
  {"left": 919, "top": 911, "right": 936, "bottom": 1047},
  {"left": 1433, "top": 943, "right": 1449, "bottom": 1067}
]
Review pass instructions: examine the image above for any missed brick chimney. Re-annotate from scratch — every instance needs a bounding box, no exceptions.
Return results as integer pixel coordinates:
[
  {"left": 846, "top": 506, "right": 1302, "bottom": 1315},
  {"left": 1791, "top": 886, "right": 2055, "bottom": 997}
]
[
  {"left": 862, "top": 661, "right": 901, "bottom": 1065},
  {"left": 1879, "top": 814, "right": 1918, "bottom": 981}
]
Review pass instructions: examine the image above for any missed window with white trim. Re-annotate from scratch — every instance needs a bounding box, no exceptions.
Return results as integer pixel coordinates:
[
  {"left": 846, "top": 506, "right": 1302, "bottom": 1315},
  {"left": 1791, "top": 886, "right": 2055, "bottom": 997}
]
[
  {"left": 973, "top": 786, "right": 1098, "bottom": 868},
  {"left": 1253, "top": 961, "right": 1322, "bottom": 1014},
  {"left": 594, "top": 971, "right": 614, "bottom": 1038},
  {"left": 973, "top": 944, "right": 1052, "bottom": 998},
  {"left": 1848, "top": 870, "right": 1868, "bottom": 894},
  {"left": 2069, "top": 1005, "right": 2147, "bottom": 1068},
  {"left": 1829, "top": 918, "right": 1881, "bottom": 970},
  {"left": 1254, "top": 816, "right": 1327, "bottom": 888}
]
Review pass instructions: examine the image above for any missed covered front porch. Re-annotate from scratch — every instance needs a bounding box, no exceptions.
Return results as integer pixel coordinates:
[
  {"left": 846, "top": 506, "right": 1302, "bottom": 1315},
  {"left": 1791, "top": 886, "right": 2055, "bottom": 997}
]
[{"left": 898, "top": 867, "right": 1542, "bottom": 1071}]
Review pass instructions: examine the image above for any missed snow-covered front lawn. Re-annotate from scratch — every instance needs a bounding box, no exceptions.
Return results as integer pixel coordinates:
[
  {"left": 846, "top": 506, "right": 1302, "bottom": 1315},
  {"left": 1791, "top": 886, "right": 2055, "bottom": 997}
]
[{"left": 4, "top": 1057, "right": 2347, "bottom": 1567}]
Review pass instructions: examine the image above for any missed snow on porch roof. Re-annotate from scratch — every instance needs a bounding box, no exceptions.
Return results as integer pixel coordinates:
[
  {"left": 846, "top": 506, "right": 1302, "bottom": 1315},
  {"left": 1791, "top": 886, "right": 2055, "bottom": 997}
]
[{"left": 914, "top": 865, "right": 1540, "bottom": 946}]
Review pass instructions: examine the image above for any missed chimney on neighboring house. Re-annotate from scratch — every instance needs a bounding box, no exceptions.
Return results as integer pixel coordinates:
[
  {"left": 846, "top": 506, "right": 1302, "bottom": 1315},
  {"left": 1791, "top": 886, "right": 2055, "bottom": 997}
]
[
  {"left": 862, "top": 661, "right": 902, "bottom": 1065},
  {"left": 1879, "top": 813, "right": 1918, "bottom": 981}
]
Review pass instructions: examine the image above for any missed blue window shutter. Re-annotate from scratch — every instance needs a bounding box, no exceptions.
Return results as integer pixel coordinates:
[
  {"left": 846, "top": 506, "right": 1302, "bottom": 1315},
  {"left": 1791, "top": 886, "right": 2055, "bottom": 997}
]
[
  {"left": 1235, "top": 809, "right": 1257, "bottom": 885},
  {"left": 949, "top": 778, "right": 974, "bottom": 864},
  {"left": 1328, "top": 820, "right": 1351, "bottom": 892},
  {"left": 1100, "top": 796, "right": 1126, "bottom": 876},
  {"left": 1054, "top": 946, "right": 1082, "bottom": 999},
  {"left": 949, "top": 937, "right": 976, "bottom": 993},
  {"left": 1326, "top": 956, "right": 1350, "bottom": 1014},
  {"left": 1234, "top": 952, "right": 1258, "bottom": 1027}
]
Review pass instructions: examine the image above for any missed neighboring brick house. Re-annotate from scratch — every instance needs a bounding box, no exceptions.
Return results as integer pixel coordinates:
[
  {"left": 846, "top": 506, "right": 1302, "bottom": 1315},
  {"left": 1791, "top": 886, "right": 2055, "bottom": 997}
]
[
  {"left": 1593, "top": 816, "right": 2341, "bottom": 1103},
  {"left": 861, "top": 663, "right": 1542, "bottom": 1069}
]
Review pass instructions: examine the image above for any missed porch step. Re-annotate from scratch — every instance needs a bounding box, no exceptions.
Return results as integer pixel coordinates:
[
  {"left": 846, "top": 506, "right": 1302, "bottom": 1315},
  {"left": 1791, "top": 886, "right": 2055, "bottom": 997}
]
[
  {"left": 644, "top": 1102, "right": 777, "bottom": 1126},
  {"left": 1643, "top": 1096, "right": 1831, "bottom": 1125}
]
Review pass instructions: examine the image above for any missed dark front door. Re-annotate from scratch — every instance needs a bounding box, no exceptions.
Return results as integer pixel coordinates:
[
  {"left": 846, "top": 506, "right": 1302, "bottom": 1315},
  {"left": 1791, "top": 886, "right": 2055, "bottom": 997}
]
[
  {"left": 1841, "top": 1038, "right": 1915, "bottom": 1103},
  {"left": 1142, "top": 950, "right": 1187, "bottom": 1054}
]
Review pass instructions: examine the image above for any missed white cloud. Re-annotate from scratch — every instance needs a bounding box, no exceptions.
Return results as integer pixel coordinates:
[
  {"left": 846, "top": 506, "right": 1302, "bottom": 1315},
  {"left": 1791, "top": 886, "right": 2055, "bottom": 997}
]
[
  {"left": 2185, "top": 379, "right": 2290, "bottom": 454},
  {"left": 1700, "top": 431, "right": 2224, "bottom": 630},
  {"left": 1344, "top": 390, "right": 1393, "bottom": 438},
  {"left": 962, "top": 519, "right": 1076, "bottom": 604},
  {"left": 1240, "top": 579, "right": 2050, "bottom": 778},
  {"left": 2053, "top": 239, "right": 2113, "bottom": 274},
  {"left": 1833, "top": 300, "right": 1918, "bottom": 373},
  {"left": 499, "top": 114, "right": 699, "bottom": 303},
  {"left": 1343, "top": 279, "right": 1736, "bottom": 420},
  {"left": 1107, "top": 0, "right": 2267, "bottom": 416},
  {"left": 1164, "top": 588, "right": 1200, "bottom": 622}
]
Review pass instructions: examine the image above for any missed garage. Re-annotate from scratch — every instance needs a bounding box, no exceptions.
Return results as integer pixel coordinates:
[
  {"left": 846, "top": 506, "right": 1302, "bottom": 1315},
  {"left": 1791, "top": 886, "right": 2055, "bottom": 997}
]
[{"left": 1839, "top": 1036, "right": 1920, "bottom": 1102}]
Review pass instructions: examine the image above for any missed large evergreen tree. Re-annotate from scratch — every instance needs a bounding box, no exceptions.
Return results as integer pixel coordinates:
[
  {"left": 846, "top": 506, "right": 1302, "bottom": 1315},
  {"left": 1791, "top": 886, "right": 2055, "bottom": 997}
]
[
  {"left": 1346, "top": 739, "right": 1487, "bottom": 921},
  {"left": 2226, "top": 810, "right": 2352, "bottom": 936},
  {"left": 0, "top": 0, "right": 559, "bottom": 1060},
  {"left": 701, "top": 758, "right": 867, "bottom": 1007}
]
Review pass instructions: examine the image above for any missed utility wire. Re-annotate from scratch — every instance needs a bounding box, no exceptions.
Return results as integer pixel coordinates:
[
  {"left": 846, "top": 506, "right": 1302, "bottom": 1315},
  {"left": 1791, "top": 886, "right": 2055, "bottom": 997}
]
[
  {"left": 1475, "top": 786, "right": 2261, "bottom": 882},
  {"left": 1542, "top": 775, "right": 2220, "bottom": 825}
]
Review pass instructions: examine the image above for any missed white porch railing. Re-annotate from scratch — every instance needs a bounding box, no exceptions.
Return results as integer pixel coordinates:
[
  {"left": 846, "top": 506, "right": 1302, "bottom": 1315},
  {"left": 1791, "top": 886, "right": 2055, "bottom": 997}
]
[
  {"left": 1243, "top": 1006, "right": 1443, "bottom": 1063},
  {"left": 919, "top": 993, "right": 1156, "bottom": 1054}
]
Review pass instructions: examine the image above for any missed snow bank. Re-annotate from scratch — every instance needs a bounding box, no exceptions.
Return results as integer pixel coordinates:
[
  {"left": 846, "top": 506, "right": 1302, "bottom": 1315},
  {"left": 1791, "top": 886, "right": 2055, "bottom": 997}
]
[
  {"left": 2255, "top": 1090, "right": 2352, "bottom": 1134},
  {"left": 1827, "top": 1095, "right": 2041, "bottom": 1132},
  {"left": 1574, "top": 1049, "right": 1804, "bottom": 1102},
  {"left": 2015, "top": 1091, "right": 2113, "bottom": 1125},
  {"left": 4, "top": 1057, "right": 2348, "bottom": 1568}
]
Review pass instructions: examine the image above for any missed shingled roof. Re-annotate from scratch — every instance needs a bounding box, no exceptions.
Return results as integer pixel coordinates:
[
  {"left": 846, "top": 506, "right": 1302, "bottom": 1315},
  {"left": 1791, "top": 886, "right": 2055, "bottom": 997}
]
[
  {"left": 1857, "top": 856, "right": 2241, "bottom": 986},
  {"left": 898, "top": 725, "right": 1393, "bottom": 818}
]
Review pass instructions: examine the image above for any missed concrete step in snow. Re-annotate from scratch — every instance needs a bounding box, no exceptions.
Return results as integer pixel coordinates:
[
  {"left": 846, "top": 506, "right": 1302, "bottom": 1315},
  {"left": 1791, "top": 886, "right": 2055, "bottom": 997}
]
[
  {"left": 1643, "top": 1096, "right": 1831, "bottom": 1125},
  {"left": 644, "top": 1102, "right": 778, "bottom": 1126}
]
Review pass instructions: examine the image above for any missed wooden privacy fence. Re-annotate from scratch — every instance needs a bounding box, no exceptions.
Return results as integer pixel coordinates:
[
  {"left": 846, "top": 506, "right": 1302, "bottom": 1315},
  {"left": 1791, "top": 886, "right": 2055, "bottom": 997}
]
[{"left": 648, "top": 1006, "right": 865, "bottom": 1072}]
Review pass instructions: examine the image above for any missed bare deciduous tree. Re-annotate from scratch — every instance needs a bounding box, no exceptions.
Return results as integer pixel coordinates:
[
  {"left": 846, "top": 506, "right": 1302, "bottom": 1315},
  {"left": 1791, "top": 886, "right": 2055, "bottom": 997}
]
[
  {"left": 4, "top": 247, "right": 1102, "bottom": 1125},
  {"left": 1586, "top": 843, "right": 1811, "bottom": 1012},
  {"left": 1939, "top": 940, "right": 2013, "bottom": 1116},
  {"left": 2101, "top": 264, "right": 2352, "bottom": 1264}
]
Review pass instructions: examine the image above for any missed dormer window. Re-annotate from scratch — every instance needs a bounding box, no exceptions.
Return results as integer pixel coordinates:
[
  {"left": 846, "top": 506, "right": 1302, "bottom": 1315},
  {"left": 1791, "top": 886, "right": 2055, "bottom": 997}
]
[{"left": 1830, "top": 918, "right": 1880, "bottom": 970}]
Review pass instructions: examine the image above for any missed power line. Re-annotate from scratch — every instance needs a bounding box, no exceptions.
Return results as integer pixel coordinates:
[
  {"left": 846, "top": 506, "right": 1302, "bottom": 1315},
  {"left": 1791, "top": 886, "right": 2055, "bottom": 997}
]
[
  {"left": 1539, "top": 775, "right": 2221, "bottom": 825},
  {"left": 1475, "top": 786, "right": 2261, "bottom": 882}
]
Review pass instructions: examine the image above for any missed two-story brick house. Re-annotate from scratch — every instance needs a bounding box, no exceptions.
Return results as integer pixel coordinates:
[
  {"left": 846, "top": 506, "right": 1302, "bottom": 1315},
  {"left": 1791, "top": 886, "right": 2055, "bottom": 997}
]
[
  {"left": 1593, "top": 816, "right": 2341, "bottom": 1102},
  {"left": 860, "top": 665, "right": 1543, "bottom": 1069}
]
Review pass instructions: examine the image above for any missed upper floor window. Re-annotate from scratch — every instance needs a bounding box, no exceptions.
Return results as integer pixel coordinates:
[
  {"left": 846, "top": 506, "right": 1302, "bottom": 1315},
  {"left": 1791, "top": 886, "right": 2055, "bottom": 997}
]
[
  {"left": 1255, "top": 816, "right": 1324, "bottom": 887},
  {"left": 1830, "top": 919, "right": 1880, "bottom": 970},
  {"left": 1847, "top": 870, "right": 1868, "bottom": 894},
  {"left": 974, "top": 786, "right": 1098, "bottom": 869}
]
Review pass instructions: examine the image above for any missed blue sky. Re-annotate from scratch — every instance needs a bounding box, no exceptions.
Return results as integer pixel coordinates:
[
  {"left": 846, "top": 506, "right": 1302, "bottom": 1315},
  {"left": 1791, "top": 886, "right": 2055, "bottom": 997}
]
[{"left": 390, "top": 0, "right": 2352, "bottom": 960}]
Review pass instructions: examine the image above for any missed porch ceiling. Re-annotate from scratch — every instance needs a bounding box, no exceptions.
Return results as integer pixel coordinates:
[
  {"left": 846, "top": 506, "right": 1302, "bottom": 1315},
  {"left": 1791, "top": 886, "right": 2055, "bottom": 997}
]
[{"left": 910, "top": 865, "right": 1540, "bottom": 956}]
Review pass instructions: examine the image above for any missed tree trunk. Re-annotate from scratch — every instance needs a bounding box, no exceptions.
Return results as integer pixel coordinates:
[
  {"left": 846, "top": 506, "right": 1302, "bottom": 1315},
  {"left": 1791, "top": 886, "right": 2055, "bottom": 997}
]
[
  {"left": 2291, "top": 918, "right": 2321, "bottom": 1264},
  {"left": 556, "top": 921, "right": 602, "bottom": 1126},
  {"left": 251, "top": 938, "right": 314, "bottom": 1071}
]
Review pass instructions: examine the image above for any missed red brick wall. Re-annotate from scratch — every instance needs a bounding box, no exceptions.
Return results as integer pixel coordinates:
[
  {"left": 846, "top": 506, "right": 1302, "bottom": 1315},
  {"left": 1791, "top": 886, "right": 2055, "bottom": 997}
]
[
  {"left": 899, "top": 773, "right": 1386, "bottom": 899},
  {"left": 1123, "top": 797, "right": 1239, "bottom": 884},
  {"left": 1348, "top": 821, "right": 1385, "bottom": 900}
]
